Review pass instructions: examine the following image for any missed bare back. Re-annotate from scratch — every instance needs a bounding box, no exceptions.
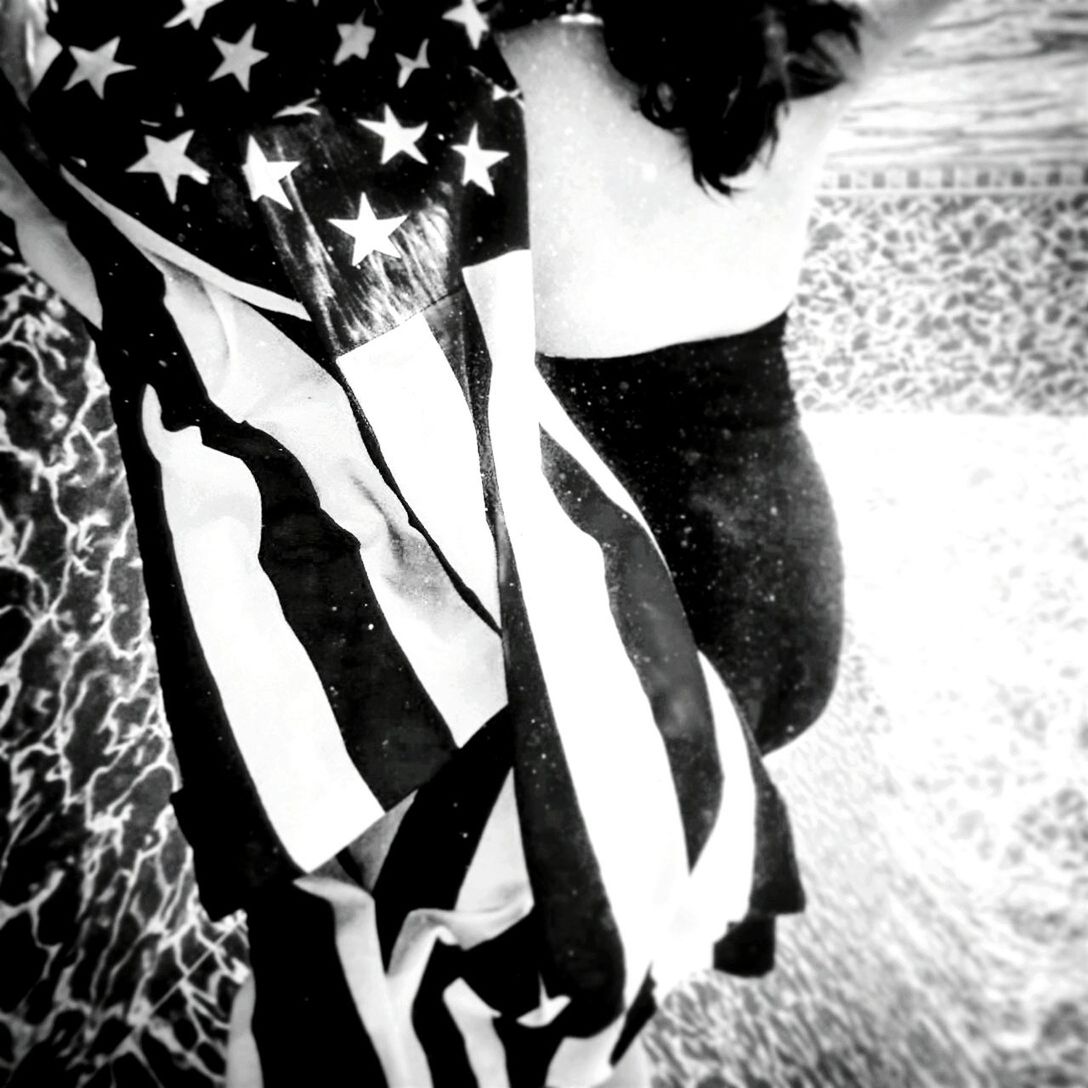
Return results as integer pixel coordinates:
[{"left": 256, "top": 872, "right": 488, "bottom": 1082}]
[
  {"left": 496, "top": 0, "right": 953, "bottom": 358},
  {"left": 496, "top": 19, "right": 856, "bottom": 357}
]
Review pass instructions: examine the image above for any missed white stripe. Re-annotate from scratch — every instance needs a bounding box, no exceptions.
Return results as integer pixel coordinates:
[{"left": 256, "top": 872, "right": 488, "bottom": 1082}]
[
  {"left": 443, "top": 981, "right": 511, "bottom": 1088},
  {"left": 532, "top": 367, "right": 657, "bottom": 543},
  {"left": 453, "top": 774, "right": 532, "bottom": 920},
  {"left": 61, "top": 168, "right": 310, "bottom": 320},
  {"left": 154, "top": 266, "right": 506, "bottom": 747},
  {"left": 140, "top": 387, "right": 382, "bottom": 872},
  {"left": 297, "top": 873, "right": 433, "bottom": 1088},
  {"left": 463, "top": 252, "right": 691, "bottom": 1004},
  {"left": 651, "top": 654, "right": 758, "bottom": 993},
  {"left": 298, "top": 845, "right": 534, "bottom": 1088},
  {"left": 337, "top": 315, "right": 500, "bottom": 623}
]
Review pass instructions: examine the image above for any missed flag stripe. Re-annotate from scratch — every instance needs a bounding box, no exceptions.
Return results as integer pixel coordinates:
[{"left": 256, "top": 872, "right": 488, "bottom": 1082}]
[
  {"left": 247, "top": 884, "right": 389, "bottom": 1088},
  {"left": 465, "top": 252, "right": 690, "bottom": 1008},
  {"left": 441, "top": 978, "right": 511, "bottom": 1088},
  {"left": 140, "top": 386, "right": 383, "bottom": 870},
  {"left": 336, "top": 312, "right": 500, "bottom": 624},
  {"left": 693, "top": 653, "right": 759, "bottom": 922},
  {"left": 531, "top": 366, "right": 657, "bottom": 541},
  {"left": 411, "top": 953, "right": 482, "bottom": 1088},
  {"left": 452, "top": 773, "right": 531, "bottom": 920},
  {"left": 650, "top": 654, "right": 759, "bottom": 993},
  {"left": 296, "top": 872, "right": 434, "bottom": 1088},
  {"left": 540, "top": 429, "right": 724, "bottom": 866},
  {"left": 372, "top": 713, "right": 514, "bottom": 965}
]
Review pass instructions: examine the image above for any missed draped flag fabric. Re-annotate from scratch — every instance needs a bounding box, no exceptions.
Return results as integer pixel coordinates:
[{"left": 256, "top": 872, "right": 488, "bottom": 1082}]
[{"left": 0, "top": 1, "right": 806, "bottom": 1084}]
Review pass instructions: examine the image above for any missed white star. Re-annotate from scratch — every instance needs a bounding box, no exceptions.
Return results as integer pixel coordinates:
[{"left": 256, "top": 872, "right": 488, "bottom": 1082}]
[
  {"left": 358, "top": 106, "right": 428, "bottom": 165},
  {"left": 452, "top": 124, "right": 508, "bottom": 195},
  {"left": 443, "top": 0, "right": 488, "bottom": 49},
  {"left": 164, "top": 0, "right": 224, "bottom": 30},
  {"left": 64, "top": 38, "right": 134, "bottom": 99},
  {"left": 394, "top": 39, "right": 429, "bottom": 88},
  {"left": 328, "top": 194, "right": 407, "bottom": 265},
  {"left": 242, "top": 138, "right": 299, "bottom": 210},
  {"left": 333, "top": 16, "right": 376, "bottom": 65},
  {"left": 209, "top": 25, "right": 267, "bottom": 92},
  {"left": 126, "top": 130, "right": 210, "bottom": 203}
]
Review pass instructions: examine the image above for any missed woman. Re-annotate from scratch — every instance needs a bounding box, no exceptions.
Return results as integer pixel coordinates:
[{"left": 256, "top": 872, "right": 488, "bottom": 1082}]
[
  {"left": 485, "top": 4, "right": 955, "bottom": 1083},
  {"left": 492, "top": 0, "right": 956, "bottom": 758},
  {"left": 0, "top": 1, "right": 954, "bottom": 1085}
]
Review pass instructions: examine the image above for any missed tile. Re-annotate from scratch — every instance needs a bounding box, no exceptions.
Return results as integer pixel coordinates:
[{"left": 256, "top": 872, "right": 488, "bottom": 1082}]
[{"left": 794, "top": 192, "right": 1087, "bottom": 414}]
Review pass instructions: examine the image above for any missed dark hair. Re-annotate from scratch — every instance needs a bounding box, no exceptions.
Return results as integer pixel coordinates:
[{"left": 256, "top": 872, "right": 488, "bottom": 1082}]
[{"left": 486, "top": 0, "right": 862, "bottom": 193}]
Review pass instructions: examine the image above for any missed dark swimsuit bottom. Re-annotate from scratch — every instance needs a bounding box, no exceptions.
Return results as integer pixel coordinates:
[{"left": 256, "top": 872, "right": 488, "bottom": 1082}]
[{"left": 538, "top": 312, "right": 844, "bottom": 754}]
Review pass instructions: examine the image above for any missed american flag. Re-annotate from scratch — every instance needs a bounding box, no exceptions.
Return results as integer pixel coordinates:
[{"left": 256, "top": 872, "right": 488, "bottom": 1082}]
[{"left": 0, "top": 1, "right": 805, "bottom": 1083}]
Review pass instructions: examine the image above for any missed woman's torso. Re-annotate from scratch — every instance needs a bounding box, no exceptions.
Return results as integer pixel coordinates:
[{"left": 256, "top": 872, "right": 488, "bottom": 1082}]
[{"left": 496, "top": 18, "right": 862, "bottom": 358}]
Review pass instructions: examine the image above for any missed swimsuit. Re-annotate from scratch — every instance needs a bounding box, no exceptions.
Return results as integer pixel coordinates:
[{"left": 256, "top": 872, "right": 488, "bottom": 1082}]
[{"left": 539, "top": 314, "right": 844, "bottom": 755}]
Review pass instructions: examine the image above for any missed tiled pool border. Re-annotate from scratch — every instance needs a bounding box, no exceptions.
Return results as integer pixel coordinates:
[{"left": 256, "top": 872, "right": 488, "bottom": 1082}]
[{"left": 820, "top": 162, "right": 1088, "bottom": 193}]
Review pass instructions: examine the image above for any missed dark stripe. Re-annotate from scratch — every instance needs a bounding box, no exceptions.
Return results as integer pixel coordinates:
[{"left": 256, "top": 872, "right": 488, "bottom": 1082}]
[
  {"left": 412, "top": 944, "right": 480, "bottom": 1088},
  {"left": 458, "top": 912, "right": 568, "bottom": 1086},
  {"left": 248, "top": 883, "right": 388, "bottom": 1088},
  {"left": 372, "top": 711, "right": 513, "bottom": 967},
  {"left": 430, "top": 288, "right": 502, "bottom": 533},
  {"left": 540, "top": 430, "right": 724, "bottom": 867}
]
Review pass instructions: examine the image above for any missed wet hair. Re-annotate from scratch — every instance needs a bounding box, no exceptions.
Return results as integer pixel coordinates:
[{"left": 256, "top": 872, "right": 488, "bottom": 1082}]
[{"left": 485, "top": 0, "right": 862, "bottom": 193}]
